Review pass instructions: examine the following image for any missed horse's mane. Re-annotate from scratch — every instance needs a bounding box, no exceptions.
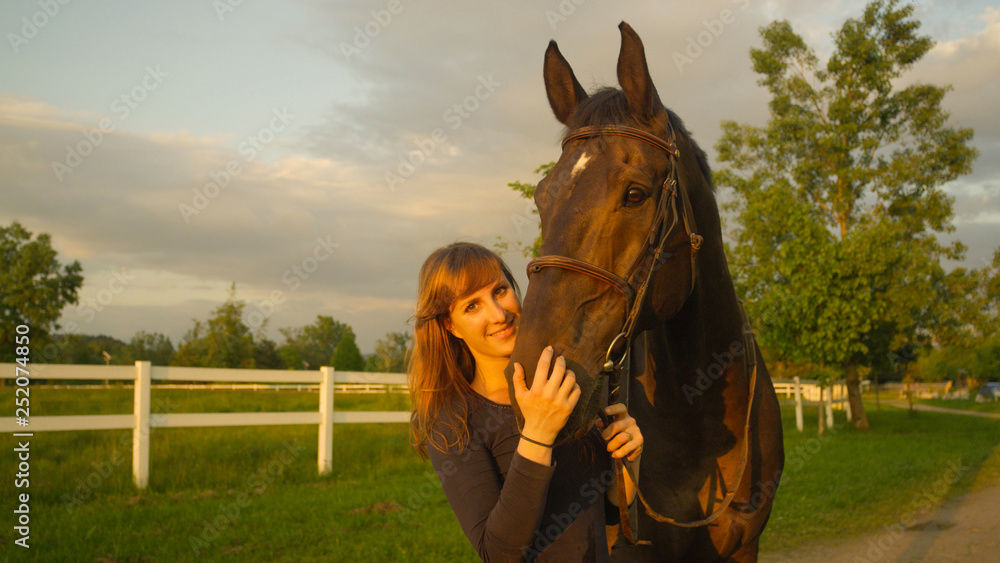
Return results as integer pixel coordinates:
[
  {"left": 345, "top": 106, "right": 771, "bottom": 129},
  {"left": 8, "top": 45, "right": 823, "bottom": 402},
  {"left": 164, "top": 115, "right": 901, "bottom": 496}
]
[{"left": 567, "top": 88, "right": 716, "bottom": 194}]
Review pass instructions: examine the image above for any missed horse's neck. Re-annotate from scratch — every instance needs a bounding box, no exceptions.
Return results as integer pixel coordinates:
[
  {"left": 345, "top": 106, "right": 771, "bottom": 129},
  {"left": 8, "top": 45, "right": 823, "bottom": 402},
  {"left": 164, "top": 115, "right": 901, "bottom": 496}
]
[
  {"left": 649, "top": 247, "right": 750, "bottom": 426},
  {"left": 664, "top": 268, "right": 743, "bottom": 382},
  {"left": 636, "top": 270, "right": 748, "bottom": 467}
]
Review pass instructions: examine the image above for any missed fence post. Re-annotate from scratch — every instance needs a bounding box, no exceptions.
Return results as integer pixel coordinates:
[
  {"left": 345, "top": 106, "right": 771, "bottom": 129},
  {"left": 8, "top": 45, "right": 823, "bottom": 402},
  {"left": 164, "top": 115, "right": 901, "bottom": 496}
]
[
  {"left": 133, "top": 361, "right": 151, "bottom": 489},
  {"left": 318, "top": 367, "right": 334, "bottom": 475},
  {"left": 794, "top": 376, "right": 803, "bottom": 432}
]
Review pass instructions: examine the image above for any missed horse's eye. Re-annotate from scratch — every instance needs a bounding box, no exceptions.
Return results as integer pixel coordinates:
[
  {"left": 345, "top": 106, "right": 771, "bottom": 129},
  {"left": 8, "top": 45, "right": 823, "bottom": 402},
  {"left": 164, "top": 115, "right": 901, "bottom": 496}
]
[{"left": 625, "top": 187, "right": 648, "bottom": 206}]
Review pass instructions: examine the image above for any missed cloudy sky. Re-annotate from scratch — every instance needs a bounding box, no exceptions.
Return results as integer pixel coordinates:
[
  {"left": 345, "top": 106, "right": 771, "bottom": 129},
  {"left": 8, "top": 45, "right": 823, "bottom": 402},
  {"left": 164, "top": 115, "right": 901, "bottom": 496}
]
[{"left": 2, "top": 0, "right": 997, "bottom": 354}]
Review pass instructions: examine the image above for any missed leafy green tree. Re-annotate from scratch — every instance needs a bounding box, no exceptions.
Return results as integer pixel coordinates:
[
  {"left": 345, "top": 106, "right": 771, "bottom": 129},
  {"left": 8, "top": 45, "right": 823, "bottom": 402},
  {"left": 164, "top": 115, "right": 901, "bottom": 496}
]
[
  {"left": 906, "top": 246, "right": 999, "bottom": 385},
  {"left": 253, "top": 338, "right": 285, "bottom": 369},
  {"left": 49, "top": 334, "right": 100, "bottom": 364},
  {"left": 975, "top": 247, "right": 1000, "bottom": 340},
  {"left": 365, "top": 331, "right": 411, "bottom": 373},
  {"left": 496, "top": 162, "right": 553, "bottom": 258},
  {"left": 331, "top": 327, "right": 364, "bottom": 371},
  {"left": 916, "top": 337, "right": 1000, "bottom": 384},
  {"left": 172, "top": 283, "right": 256, "bottom": 368},
  {"left": 277, "top": 345, "right": 304, "bottom": 371},
  {"left": 278, "top": 315, "right": 348, "bottom": 369},
  {"left": 123, "top": 331, "right": 174, "bottom": 365},
  {"left": 973, "top": 338, "right": 1000, "bottom": 382},
  {"left": 49, "top": 334, "right": 128, "bottom": 365},
  {"left": 714, "top": 0, "right": 978, "bottom": 429},
  {"left": 1, "top": 221, "right": 84, "bottom": 362}
]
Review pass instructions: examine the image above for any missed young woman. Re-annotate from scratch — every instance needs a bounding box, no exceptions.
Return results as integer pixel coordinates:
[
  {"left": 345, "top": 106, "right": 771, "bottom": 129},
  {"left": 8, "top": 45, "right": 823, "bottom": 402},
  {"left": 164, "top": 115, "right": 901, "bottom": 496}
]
[{"left": 408, "top": 242, "right": 643, "bottom": 561}]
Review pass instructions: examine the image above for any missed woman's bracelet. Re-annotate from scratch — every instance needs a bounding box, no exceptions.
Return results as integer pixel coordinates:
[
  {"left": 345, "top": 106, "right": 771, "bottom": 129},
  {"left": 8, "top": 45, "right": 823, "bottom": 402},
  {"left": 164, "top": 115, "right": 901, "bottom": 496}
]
[{"left": 519, "top": 434, "right": 554, "bottom": 448}]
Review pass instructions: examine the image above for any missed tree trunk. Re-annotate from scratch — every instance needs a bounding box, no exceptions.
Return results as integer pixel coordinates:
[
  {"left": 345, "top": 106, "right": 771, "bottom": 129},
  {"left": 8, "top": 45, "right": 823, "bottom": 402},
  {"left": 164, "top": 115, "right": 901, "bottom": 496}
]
[{"left": 845, "top": 361, "right": 869, "bottom": 430}]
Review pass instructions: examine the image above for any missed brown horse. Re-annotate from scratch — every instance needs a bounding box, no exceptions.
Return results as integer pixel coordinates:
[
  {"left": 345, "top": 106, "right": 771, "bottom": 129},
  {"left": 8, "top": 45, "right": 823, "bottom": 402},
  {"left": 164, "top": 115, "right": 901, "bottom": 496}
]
[{"left": 506, "top": 23, "right": 784, "bottom": 562}]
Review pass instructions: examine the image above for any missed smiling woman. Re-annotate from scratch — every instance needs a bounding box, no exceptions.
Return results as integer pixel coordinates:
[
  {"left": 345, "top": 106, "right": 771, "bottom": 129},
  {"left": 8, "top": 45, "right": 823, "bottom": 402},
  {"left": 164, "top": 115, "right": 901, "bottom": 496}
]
[
  {"left": 442, "top": 276, "right": 520, "bottom": 402},
  {"left": 406, "top": 242, "right": 644, "bottom": 561}
]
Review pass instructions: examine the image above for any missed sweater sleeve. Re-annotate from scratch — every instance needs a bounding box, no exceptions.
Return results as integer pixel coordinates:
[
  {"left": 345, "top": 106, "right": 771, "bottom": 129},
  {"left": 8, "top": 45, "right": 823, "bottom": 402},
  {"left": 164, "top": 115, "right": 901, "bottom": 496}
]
[{"left": 429, "top": 435, "right": 555, "bottom": 561}]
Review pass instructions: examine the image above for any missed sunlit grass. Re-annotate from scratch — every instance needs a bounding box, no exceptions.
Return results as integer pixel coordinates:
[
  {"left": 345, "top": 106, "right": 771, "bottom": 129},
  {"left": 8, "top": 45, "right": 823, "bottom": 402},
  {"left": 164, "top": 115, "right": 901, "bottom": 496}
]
[
  {"left": 0, "top": 390, "right": 997, "bottom": 560},
  {"left": 761, "top": 401, "right": 1000, "bottom": 553}
]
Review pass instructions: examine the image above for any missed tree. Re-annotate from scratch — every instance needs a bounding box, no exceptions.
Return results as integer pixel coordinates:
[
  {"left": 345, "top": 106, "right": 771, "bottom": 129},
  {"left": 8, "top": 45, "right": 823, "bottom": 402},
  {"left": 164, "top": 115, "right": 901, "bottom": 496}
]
[
  {"left": 715, "top": 0, "right": 978, "bottom": 429},
  {"left": 253, "top": 338, "right": 285, "bottom": 370},
  {"left": 365, "top": 331, "right": 411, "bottom": 373},
  {"left": 1, "top": 221, "right": 84, "bottom": 362},
  {"left": 278, "top": 315, "right": 349, "bottom": 369},
  {"left": 49, "top": 334, "right": 128, "bottom": 365},
  {"left": 124, "top": 331, "right": 175, "bottom": 365},
  {"left": 172, "top": 283, "right": 256, "bottom": 368},
  {"left": 331, "top": 327, "right": 364, "bottom": 371},
  {"left": 496, "top": 162, "right": 553, "bottom": 258}
]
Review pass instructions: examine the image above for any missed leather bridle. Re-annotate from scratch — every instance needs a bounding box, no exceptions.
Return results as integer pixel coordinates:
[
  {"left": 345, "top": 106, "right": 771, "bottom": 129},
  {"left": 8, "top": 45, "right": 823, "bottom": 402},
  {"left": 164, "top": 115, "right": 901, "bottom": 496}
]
[{"left": 525, "top": 123, "right": 757, "bottom": 544}]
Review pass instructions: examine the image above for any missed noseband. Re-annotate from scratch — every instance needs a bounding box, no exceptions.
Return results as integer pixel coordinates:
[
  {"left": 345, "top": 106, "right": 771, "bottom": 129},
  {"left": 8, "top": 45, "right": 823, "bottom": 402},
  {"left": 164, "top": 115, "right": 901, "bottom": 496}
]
[{"left": 526, "top": 124, "right": 703, "bottom": 376}]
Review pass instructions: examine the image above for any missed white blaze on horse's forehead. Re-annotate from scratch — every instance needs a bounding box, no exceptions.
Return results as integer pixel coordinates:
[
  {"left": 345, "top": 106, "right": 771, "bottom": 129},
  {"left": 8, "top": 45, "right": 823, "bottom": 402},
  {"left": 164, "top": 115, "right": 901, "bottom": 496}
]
[{"left": 569, "top": 152, "right": 591, "bottom": 180}]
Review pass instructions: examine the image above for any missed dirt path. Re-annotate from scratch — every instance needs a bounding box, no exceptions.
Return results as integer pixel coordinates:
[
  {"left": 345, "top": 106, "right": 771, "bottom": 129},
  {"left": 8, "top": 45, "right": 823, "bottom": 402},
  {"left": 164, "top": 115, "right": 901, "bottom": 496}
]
[
  {"left": 764, "top": 402, "right": 1000, "bottom": 562},
  {"left": 878, "top": 400, "right": 1000, "bottom": 420},
  {"left": 762, "top": 483, "right": 1000, "bottom": 562}
]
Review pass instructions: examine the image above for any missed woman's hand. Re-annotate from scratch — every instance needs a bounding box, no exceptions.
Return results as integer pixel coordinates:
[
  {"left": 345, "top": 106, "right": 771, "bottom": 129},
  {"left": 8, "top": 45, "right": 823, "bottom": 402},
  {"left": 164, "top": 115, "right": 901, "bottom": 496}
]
[
  {"left": 512, "top": 345, "right": 580, "bottom": 446},
  {"left": 596, "top": 403, "right": 643, "bottom": 462}
]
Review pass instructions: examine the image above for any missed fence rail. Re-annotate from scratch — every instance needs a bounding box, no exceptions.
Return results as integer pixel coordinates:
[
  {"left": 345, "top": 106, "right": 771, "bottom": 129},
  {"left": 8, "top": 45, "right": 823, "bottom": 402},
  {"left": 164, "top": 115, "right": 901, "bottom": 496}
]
[
  {"left": 771, "top": 377, "right": 867, "bottom": 431},
  {"left": 47, "top": 382, "right": 408, "bottom": 393},
  {"left": 0, "top": 362, "right": 409, "bottom": 488}
]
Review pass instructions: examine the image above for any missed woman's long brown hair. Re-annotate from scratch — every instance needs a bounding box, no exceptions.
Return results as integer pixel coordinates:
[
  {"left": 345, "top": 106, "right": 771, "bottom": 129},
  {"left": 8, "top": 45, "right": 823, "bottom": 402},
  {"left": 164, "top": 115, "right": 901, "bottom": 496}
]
[{"left": 408, "top": 242, "right": 519, "bottom": 457}]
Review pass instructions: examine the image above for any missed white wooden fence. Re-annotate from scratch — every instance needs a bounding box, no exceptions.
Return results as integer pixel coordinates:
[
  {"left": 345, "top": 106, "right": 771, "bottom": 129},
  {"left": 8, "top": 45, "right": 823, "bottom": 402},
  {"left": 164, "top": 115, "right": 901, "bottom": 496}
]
[
  {"left": 772, "top": 377, "right": 865, "bottom": 431},
  {"left": 0, "top": 362, "right": 409, "bottom": 489}
]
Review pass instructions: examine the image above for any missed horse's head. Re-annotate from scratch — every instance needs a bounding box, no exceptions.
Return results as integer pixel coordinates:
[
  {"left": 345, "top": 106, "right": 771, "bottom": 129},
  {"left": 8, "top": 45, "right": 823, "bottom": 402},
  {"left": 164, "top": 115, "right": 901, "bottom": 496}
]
[{"left": 506, "top": 22, "right": 714, "bottom": 444}]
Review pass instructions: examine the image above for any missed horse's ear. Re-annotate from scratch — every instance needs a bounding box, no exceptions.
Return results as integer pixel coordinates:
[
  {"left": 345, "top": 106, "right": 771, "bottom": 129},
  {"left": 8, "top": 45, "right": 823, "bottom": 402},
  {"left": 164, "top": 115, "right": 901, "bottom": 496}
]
[
  {"left": 617, "top": 22, "right": 662, "bottom": 119},
  {"left": 544, "top": 40, "right": 588, "bottom": 126}
]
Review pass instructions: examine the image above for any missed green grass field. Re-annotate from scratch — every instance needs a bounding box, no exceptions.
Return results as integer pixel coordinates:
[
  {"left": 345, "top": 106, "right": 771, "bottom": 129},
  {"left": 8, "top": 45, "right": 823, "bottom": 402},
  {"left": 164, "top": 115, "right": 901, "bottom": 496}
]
[
  {"left": 913, "top": 397, "right": 1000, "bottom": 414},
  {"left": 1, "top": 389, "right": 998, "bottom": 561}
]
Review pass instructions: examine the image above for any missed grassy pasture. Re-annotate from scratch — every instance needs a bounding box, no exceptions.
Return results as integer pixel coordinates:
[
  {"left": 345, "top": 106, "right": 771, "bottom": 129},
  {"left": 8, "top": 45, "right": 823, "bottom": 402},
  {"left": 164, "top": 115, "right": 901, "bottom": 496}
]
[
  {"left": 912, "top": 397, "right": 1000, "bottom": 414},
  {"left": 0, "top": 388, "right": 998, "bottom": 561}
]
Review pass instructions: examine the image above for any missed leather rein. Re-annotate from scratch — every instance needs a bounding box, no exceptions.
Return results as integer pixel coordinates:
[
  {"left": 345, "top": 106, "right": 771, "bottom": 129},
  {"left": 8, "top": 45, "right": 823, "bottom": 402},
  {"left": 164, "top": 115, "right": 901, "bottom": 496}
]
[{"left": 525, "top": 124, "right": 758, "bottom": 543}]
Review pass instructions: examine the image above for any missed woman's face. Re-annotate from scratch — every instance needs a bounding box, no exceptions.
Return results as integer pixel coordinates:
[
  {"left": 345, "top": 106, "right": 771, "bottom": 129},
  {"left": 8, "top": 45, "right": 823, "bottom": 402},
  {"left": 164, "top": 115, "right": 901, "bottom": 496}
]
[{"left": 445, "top": 275, "right": 521, "bottom": 363}]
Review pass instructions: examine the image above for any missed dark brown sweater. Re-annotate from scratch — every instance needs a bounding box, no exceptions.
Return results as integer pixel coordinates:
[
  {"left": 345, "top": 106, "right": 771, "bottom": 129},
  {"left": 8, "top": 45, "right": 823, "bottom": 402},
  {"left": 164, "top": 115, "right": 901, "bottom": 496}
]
[{"left": 428, "top": 395, "right": 614, "bottom": 562}]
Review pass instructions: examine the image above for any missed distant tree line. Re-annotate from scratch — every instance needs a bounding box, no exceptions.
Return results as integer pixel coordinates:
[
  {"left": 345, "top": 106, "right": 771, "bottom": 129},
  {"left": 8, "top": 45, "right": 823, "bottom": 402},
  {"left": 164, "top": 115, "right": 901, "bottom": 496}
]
[{"left": 49, "top": 285, "right": 411, "bottom": 372}]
